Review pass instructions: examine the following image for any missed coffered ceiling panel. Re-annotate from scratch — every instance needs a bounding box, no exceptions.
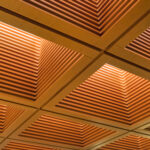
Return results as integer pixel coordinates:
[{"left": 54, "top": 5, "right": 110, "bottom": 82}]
[
  {"left": 0, "top": 1, "right": 149, "bottom": 149},
  {"left": 10, "top": 111, "right": 126, "bottom": 150},
  {"left": 0, "top": 0, "right": 149, "bottom": 49},
  {"left": 92, "top": 133, "right": 150, "bottom": 150},
  {"left": 43, "top": 54, "right": 150, "bottom": 130},
  {"left": 107, "top": 13, "right": 150, "bottom": 70},
  {"left": 0, "top": 139, "right": 68, "bottom": 150},
  {"left": 0, "top": 21, "right": 98, "bottom": 108},
  {"left": 0, "top": 100, "right": 35, "bottom": 138}
]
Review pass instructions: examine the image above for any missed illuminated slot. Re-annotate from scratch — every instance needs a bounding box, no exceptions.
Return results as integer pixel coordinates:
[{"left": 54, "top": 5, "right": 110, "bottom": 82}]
[
  {"left": 126, "top": 27, "right": 150, "bottom": 59},
  {"left": 19, "top": 114, "right": 115, "bottom": 147},
  {"left": 22, "top": 0, "right": 139, "bottom": 35},
  {"left": 97, "top": 135, "right": 150, "bottom": 150},
  {"left": 56, "top": 64, "right": 150, "bottom": 125},
  {"left": 0, "top": 22, "right": 83, "bottom": 101}
]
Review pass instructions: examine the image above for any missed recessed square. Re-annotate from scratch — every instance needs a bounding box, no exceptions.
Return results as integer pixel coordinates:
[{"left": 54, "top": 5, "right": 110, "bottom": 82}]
[
  {"left": 96, "top": 134, "right": 150, "bottom": 150},
  {"left": 54, "top": 64, "right": 150, "bottom": 126},
  {"left": 126, "top": 26, "right": 150, "bottom": 59},
  {"left": 10, "top": 111, "right": 124, "bottom": 149},
  {"left": 22, "top": 0, "right": 139, "bottom": 36},
  {"left": 19, "top": 115, "right": 115, "bottom": 148},
  {"left": 0, "top": 21, "right": 84, "bottom": 106}
]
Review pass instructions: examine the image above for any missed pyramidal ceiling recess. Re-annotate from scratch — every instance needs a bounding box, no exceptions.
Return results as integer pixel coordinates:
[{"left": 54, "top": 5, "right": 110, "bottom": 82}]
[
  {"left": 10, "top": 111, "right": 120, "bottom": 149},
  {"left": 54, "top": 64, "right": 150, "bottom": 126},
  {"left": 22, "top": 0, "right": 139, "bottom": 36},
  {"left": 0, "top": 21, "right": 83, "bottom": 105},
  {"left": 126, "top": 26, "right": 150, "bottom": 59},
  {"left": 96, "top": 135, "right": 150, "bottom": 150}
]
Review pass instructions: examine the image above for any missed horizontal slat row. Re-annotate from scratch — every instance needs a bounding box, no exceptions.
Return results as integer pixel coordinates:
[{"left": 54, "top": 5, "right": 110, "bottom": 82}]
[
  {"left": 2, "top": 141, "right": 61, "bottom": 150},
  {"left": 1, "top": 22, "right": 82, "bottom": 101},
  {"left": 57, "top": 64, "right": 150, "bottom": 125},
  {"left": 126, "top": 27, "right": 150, "bottom": 59},
  {"left": 22, "top": 0, "right": 138, "bottom": 35},
  {"left": 0, "top": 22, "right": 41, "bottom": 100},
  {"left": 97, "top": 135, "right": 150, "bottom": 150},
  {"left": 96, "top": 0, "right": 139, "bottom": 35},
  {"left": 19, "top": 114, "right": 115, "bottom": 147},
  {"left": 22, "top": 0, "right": 99, "bottom": 34}
]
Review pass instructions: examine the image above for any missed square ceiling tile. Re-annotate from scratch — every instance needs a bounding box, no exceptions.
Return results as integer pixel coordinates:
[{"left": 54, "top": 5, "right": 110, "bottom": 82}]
[
  {"left": 10, "top": 110, "right": 126, "bottom": 150},
  {"left": 92, "top": 132, "right": 150, "bottom": 150},
  {"left": 0, "top": 100, "right": 35, "bottom": 138},
  {"left": 0, "top": 0, "right": 149, "bottom": 49},
  {"left": 0, "top": 139, "right": 69, "bottom": 150},
  {"left": 106, "top": 13, "right": 150, "bottom": 70},
  {"left": 43, "top": 54, "right": 150, "bottom": 130},
  {"left": 0, "top": 21, "right": 99, "bottom": 108}
]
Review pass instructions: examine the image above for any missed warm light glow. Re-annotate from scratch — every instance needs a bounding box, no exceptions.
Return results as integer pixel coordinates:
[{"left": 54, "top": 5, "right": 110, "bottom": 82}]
[
  {"left": 0, "top": 22, "right": 83, "bottom": 100},
  {"left": 57, "top": 64, "right": 150, "bottom": 125}
]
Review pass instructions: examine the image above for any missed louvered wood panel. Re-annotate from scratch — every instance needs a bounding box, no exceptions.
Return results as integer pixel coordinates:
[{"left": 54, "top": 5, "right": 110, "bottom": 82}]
[
  {"left": 19, "top": 114, "right": 115, "bottom": 147},
  {"left": 97, "top": 135, "right": 150, "bottom": 150},
  {"left": 0, "top": 22, "right": 83, "bottom": 102},
  {"left": 0, "top": 21, "right": 41, "bottom": 100},
  {"left": 2, "top": 141, "right": 61, "bottom": 150},
  {"left": 56, "top": 64, "right": 150, "bottom": 125},
  {"left": 22, "top": 0, "right": 138, "bottom": 35},
  {"left": 126, "top": 27, "right": 150, "bottom": 59}
]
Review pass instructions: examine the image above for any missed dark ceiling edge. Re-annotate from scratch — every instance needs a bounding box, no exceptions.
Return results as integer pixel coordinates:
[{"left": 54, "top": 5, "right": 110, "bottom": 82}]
[
  {"left": 105, "top": 51, "right": 150, "bottom": 72},
  {"left": 0, "top": 6, "right": 101, "bottom": 52}
]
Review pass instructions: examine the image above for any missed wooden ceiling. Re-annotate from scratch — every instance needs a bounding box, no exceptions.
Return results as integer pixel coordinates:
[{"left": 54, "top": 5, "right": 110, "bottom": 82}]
[{"left": 0, "top": 0, "right": 150, "bottom": 149}]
